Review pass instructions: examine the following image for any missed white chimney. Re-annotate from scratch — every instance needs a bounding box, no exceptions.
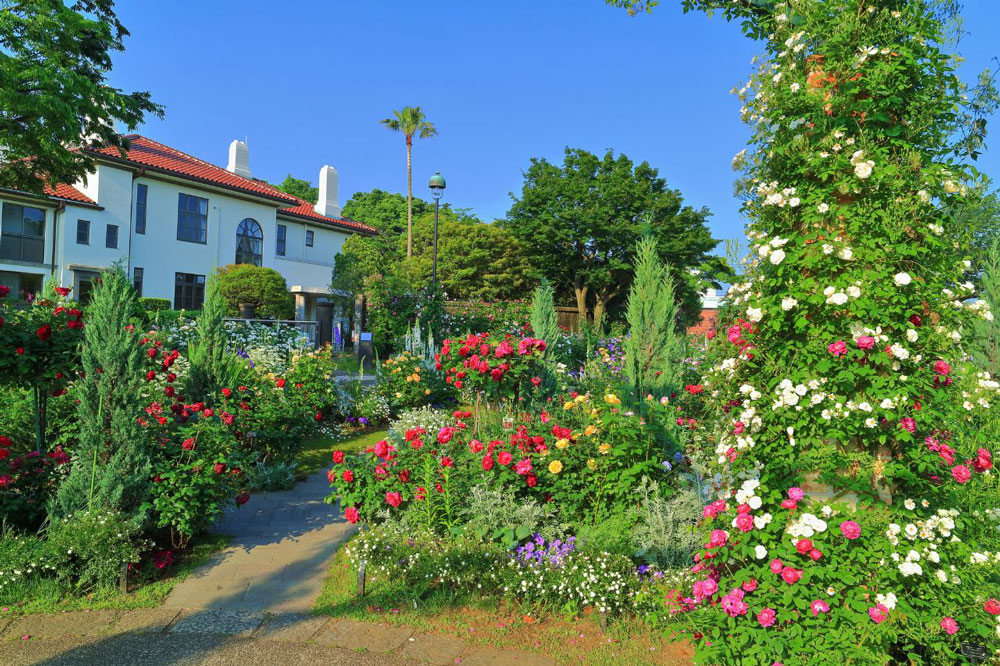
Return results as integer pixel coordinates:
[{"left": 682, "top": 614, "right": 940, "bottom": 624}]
[
  {"left": 315, "top": 165, "right": 341, "bottom": 218},
  {"left": 227, "top": 139, "right": 252, "bottom": 178}
]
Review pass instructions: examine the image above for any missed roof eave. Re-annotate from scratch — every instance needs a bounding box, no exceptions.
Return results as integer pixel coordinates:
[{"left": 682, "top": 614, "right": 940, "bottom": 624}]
[
  {"left": 276, "top": 210, "right": 378, "bottom": 236},
  {"left": 0, "top": 187, "right": 103, "bottom": 210}
]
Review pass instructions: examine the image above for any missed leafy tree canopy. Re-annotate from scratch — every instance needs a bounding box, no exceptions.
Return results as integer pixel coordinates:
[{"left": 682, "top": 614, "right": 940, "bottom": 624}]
[
  {"left": 502, "top": 147, "right": 724, "bottom": 326},
  {"left": 273, "top": 174, "right": 318, "bottom": 204},
  {"left": 0, "top": 0, "right": 162, "bottom": 195}
]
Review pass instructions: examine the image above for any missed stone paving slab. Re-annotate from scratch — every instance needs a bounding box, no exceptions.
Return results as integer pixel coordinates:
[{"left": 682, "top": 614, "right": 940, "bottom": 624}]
[
  {"left": 458, "top": 647, "right": 557, "bottom": 666},
  {"left": 106, "top": 608, "right": 181, "bottom": 635},
  {"left": 314, "top": 618, "right": 414, "bottom": 652},
  {"left": 169, "top": 609, "right": 268, "bottom": 637},
  {"left": 1, "top": 610, "right": 122, "bottom": 641},
  {"left": 399, "top": 633, "right": 468, "bottom": 665},
  {"left": 252, "top": 613, "right": 330, "bottom": 642}
]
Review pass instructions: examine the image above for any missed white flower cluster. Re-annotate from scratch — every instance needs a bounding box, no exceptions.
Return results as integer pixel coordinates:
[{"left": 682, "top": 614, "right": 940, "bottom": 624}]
[
  {"left": 756, "top": 181, "right": 801, "bottom": 208},
  {"left": 786, "top": 512, "right": 828, "bottom": 539},
  {"left": 850, "top": 149, "right": 875, "bottom": 180}
]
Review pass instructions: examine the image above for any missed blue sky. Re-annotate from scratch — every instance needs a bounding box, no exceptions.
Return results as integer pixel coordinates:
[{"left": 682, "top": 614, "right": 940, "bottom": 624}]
[{"left": 110, "top": 1, "right": 1000, "bottom": 249}]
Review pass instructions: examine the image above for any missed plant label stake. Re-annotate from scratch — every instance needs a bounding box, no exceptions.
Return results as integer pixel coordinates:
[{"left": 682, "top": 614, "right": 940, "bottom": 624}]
[
  {"left": 356, "top": 562, "right": 366, "bottom": 597},
  {"left": 120, "top": 562, "right": 129, "bottom": 595},
  {"left": 960, "top": 643, "right": 989, "bottom": 664}
]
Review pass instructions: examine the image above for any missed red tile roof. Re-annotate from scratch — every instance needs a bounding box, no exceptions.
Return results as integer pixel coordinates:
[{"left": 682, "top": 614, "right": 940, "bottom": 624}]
[
  {"left": 278, "top": 197, "right": 377, "bottom": 235},
  {"left": 84, "top": 135, "right": 299, "bottom": 205},
  {"left": 687, "top": 308, "right": 719, "bottom": 338},
  {"left": 43, "top": 182, "right": 99, "bottom": 207}
]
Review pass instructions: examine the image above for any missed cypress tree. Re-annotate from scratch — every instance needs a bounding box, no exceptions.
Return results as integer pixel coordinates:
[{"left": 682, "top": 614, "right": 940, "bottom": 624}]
[
  {"left": 529, "top": 278, "right": 560, "bottom": 345},
  {"left": 623, "top": 237, "right": 683, "bottom": 399},
  {"left": 56, "top": 267, "right": 152, "bottom": 524},
  {"left": 187, "top": 272, "right": 243, "bottom": 400}
]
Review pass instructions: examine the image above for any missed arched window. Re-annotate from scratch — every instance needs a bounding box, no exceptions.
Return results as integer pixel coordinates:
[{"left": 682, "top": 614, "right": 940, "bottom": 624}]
[{"left": 235, "top": 218, "right": 263, "bottom": 266}]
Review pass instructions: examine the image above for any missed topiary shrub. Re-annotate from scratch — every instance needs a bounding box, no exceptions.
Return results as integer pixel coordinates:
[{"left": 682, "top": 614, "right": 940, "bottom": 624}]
[
  {"left": 215, "top": 264, "right": 294, "bottom": 320},
  {"left": 137, "top": 297, "right": 171, "bottom": 313}
]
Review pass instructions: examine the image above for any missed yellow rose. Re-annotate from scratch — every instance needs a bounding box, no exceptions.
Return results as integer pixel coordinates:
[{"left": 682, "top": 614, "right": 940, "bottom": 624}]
[
  {"left": 413, "top": 375, "right": 420, "bottom": 382},
  {"left": 586, "top": 458, "right": 597, "bottom": 470},
  {"left": 584, "top": 425, "right": 596, "bottom": 437},
  {"left": 395, "top": 392, "right": 402, "bottom": 398},
  {"left": 590, "top": 408, "right": 599, "bottom": 419},
  {"left": 563, "top": 401, "right": 575, "bottom": 411},
  {"left": 598, "top": 443, "right": 612, "bottom": 455},
  {"left": 605, "top": 394, "right": 621, "bottom": 405},
  {"left": 575, "top": 393, "right": 588, "bottom": 404},
  {"left": 548, "top": 460, "right": 563, "bottom": 474},
  {"left": 425, "top": 389, "right": 431, "bottom": 395},
  {"left": 555, "top": 438, "right": 570, "bottom": 449}
]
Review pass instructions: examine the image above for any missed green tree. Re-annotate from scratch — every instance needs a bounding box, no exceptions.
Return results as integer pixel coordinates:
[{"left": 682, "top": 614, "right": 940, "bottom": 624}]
[
  {"left": 530, "top": 279, "right": 560, "bottom": 345},
  {"left": 503, "top": 147, "right": 722, "bottom": 326},
  {"left": 214, "top": 264, "right": 294, "bottom": 320},
  {"left": 186, "top": 272, "right": 249, "bottom": 401},
  {"left": 402, "top": 211, "right": 536, "bottom": 300},
  {"left": 0, "top": 0, "right": 162, "bottom": 195},
  {"left": 342, "top": 188, "right": 431, "bottom": 232},
  {"left": 273, "top": 174, "right": 318, "bottom": 204},
  {"left": 622, "top": 237, "right": 682, "bottom": 400},
  {"left": 56, "top": 268, "right": 152, "bottom": 525},
  {"left": 379, "top": 106, "right": 438, "bottom": 258}
]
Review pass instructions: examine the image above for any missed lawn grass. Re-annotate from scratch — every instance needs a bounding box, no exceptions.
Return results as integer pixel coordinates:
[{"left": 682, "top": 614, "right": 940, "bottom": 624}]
[
  {"left": 296, "top": 428, "right": 390, "bottom": 476},
  {"left": 313, "top": 543, "right": 693, "bottom": 666},
  {"left": 0, "top": 532, "right": 229, "bottom": 616}
]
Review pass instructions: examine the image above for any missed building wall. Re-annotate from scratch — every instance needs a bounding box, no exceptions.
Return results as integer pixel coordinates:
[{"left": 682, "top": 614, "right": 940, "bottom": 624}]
[
  {"left": 274, "top": 216, "right": 348, "bottom": 291},
  {"left": 0, "top": 194, "right": 57, "bottom": 295}
]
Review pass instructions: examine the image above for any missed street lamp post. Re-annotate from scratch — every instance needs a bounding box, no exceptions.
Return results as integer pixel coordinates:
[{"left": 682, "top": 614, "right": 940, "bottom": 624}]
[{"left": 428, "top": 171, "right": 446, "bottom": 286}]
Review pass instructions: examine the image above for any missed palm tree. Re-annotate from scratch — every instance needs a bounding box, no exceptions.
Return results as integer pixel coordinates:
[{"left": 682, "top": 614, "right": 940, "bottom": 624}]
[{"left": 380, "top": 106, "right": 438, "bottom": 258}]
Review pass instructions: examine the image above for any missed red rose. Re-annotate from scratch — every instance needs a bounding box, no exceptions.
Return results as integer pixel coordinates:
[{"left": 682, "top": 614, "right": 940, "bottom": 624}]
[
  {"left": 332, "top": 450, "right": 345, "bottom": 464},
  {"left": 342, "top": 469, "right": 354, "bottom": 483},
  {"left": 235, "top": 491, "right": 250, "bottom": 506},
  {"left": 202, "top": 408, "right": 214, "bottom": 418},
  {"left": 15, "top": 347, "right": 23, "bottom": 355},
  {"left": 213, "top": 463, "right": 227, "bottom": 474},
  {"left": 525, "top": 473, "right": 538, "bottom": 487},
  {"left": 0, "top": 285, "right": 9, "bottom": 297},
  {"left": 344, "top": 506, "right": 360, "bottom": 523},
  {"left": 531, "top": 376, "right": 542, "bottom": 387},
  {"left": 221, "top": 388, "right": 232, "bottom": 397},
  {"left": 796, "top": 539, "right": 813, "bottom": 554},
  {"left": 36, "top": 324, "right": 52, "bottom": 341},
  {"left": 167, "top": 373, "right": 176, "bottom": 383},
  {"left": 497, "top": 450, "right": 513, "bottom": 466},
  {"left": 54, "top": 286, "right": 71, "bottom": 297},
  {"left": 314, "top": 412, "right": 322, "bottom": 422},
  {"left": 181, "top": 438, "right": 195, "bottom": 450},
  {"left": 147, "top": 347, "right": 157, "bottom": 358},
  {"left": 0, "top": 436, "right": 13, "bottom": 447},
  {"left": 277, "top": 378, "right": 286, "bottom": 388},
  {"left": 440, "top": 456, "right": 453, "bottom": 468},
  {"left": 385, "top": 491, "right": 403, "bottom": 508},
  {"left": 221, "top": 412, "right": 235, "bottom": 426},
  {"left": 685, "top": 384, "right": 704, "bottom": 395},
  {"left": 0, "top": 449, "right": 8, "bottom": 461},
  {"left": 984, "top": 598, "right": 1000, "bottom": 615},
  {"left": 482, "top": 454, "right": 494, "bottom": 471},
  {"left": 145, "top": 370, "right": 156, "bottom": 381}
]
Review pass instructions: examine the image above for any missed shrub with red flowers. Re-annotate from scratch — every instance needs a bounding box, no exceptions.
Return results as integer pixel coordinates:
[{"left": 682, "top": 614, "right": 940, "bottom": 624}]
[
  {"left": 0, "top": 289, "right": 84, "bottom": 450},
  {"left": 436, "top": 332, "right": 548, "bottom": 404},
  {"left": 0, "top": 436, "right": 71, "bottom": 530},
  {"left": 326, "top": 392, "right": 683, "bottom": 532}
]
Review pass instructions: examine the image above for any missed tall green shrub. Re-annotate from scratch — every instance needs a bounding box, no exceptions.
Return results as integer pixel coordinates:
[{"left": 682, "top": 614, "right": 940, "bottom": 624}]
[
  {"left": 969, "top": 239, "right": 1000, "bottom": 375},
  {"left": 529, "top": 278, "right": 560, "bottom": 345},
  {"left": 187, "top": 273, "right": 247, "bottom": 401},
  {"left": 214, "top": 264, "right": 294, "bottom": 320},
  {"left": 623, "top": 237, "right": 682, "bottom": 399},
  {"left": 56, "top": 268, "right": 152, "bottom": 525}
]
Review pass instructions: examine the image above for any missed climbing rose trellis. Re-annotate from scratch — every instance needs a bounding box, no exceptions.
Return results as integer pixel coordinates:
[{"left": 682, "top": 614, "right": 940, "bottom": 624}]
[{"left": 657, "top": 0, "right": 1000, "bottom": 663}]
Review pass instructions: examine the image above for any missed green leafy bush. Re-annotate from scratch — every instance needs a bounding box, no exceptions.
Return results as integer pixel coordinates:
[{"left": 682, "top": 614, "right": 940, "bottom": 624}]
[
  {"left": 137, "top": 297, "right": 171, "bottom": 313},
  {"left": 215, "top": 264, "right": 294, "bottom": 320}
]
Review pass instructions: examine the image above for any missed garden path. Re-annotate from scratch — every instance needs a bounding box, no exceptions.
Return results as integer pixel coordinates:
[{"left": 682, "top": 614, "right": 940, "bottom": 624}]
[{"left": 163, "top": 469, "right": 352, "bottom": 613}]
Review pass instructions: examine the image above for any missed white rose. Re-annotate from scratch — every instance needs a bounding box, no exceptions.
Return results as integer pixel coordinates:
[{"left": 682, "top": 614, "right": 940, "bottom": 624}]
[
  {"left": 817, "top": 203, "right": 829, "bottom": 213},
  {"left": 894, "top": 272, "right": 912, "bottom": 286},
  {"left": 854, "top": 160, "right": 874, "bottom": 179},
  {"left": 746, "top": 307, "right": 763, "bottom": 322},
  {"left": 781, "top": 297, "right": 798, "bottom": 311},
  {"left": 754, "top": 545, "right": 768, "bottom": 559},
  {"left": 906, "top": 329, "right": 918, "bottom": 342},
  {"left": 770, "top": 249, "right": 786, "bottom": 265}
]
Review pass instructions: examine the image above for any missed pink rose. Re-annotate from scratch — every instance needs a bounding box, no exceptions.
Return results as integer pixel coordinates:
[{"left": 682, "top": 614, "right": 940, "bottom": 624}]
[
  {"left": 899, "top": 417, "right": 916, "bottom": 433},
  {"left": 735, "top": 513, "right": 754, "bottom": 533},
  {"left": 827, "top": 340, "right": 848, "bottom": 357},
  {"left": 856, "top": 336, "right": 875, "bottom": 350},
  {"left": 840, "top": 520, "right": 861, "bottom": 540},
  {"left": 940, "top": 617, "right": 958, "bottom": 635},
  {"left": 344, "top": 506, "right": 360, "bottom": 523},
  {"left": 869, "top": 605, "right": 889, "bottom": 624},
  {"left": 514, "top": 458, "right": 533, "bottom": 475},
  {"left": 809, "top": 549, "right": 823, "bottom": 561},
  {"left": 757, "top": 607, "right": 777, "bottom": 628},
  {"left": 811, "top": 600, "right": 829, "bottom": 616},
  {"left": 692, "top": 577, "right": 718, "bottom": 601},
  {"left": 708, "top": 529, "right": 729, "bottom": 548},
  {"left": 780, "top": 567, "right": 802, "bottom": 585},
  {"left": 951, "top": 465, "right": 972, "bottom": 483},
  {"left": 742, "top": 578, "right": 757, "bottom": 592},
  {"left": 788, "top": 487, "right": 805, "bottom": 501},
  {"left": 781, "top": 499, "right": 798, "bottom": 510},
  {"left": 933, "top": 360, "right": 951, "bottom": 375},
  {"left": 769, "top": 559, "right": 784, "bottom": 574},
  {"left": 385, "top": 491, "right": 403, "bottom": 508}
]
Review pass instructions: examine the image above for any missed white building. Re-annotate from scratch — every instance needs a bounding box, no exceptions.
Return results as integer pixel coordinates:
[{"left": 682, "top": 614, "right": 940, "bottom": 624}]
[{"left": 0, "top": 135, "right": 375, "bottom": 325}]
